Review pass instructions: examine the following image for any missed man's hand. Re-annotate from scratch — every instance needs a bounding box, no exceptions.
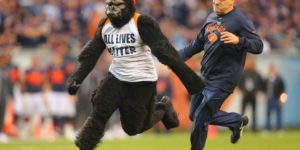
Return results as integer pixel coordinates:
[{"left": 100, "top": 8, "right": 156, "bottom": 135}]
[
  {"left": 66, "top": 76, "right": 81, "bottom": 95},
  {"left": 220, "top": 31, "right": 240, "bottom": 45}
]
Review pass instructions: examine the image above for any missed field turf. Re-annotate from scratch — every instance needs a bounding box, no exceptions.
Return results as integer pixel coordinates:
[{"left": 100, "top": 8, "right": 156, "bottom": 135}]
[{"left": 0, "top": 130, "right": 299, "bottom": 150}]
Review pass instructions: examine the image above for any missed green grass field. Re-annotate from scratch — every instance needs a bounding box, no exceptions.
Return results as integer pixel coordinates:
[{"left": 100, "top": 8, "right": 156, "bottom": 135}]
[{"left": 1, "top": 130, "right": 300, "bottom": 150}]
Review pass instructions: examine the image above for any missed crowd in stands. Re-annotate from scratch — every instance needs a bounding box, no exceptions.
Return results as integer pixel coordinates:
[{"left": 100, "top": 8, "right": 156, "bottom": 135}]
[{"left": 0, "top": 0, "right": 299, "bottom": 55}]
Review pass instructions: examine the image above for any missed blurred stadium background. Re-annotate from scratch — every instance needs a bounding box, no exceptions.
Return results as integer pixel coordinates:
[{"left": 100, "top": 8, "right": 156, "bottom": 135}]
[{"left": 0, "top": 0, "right": 300, "bottom": 149}]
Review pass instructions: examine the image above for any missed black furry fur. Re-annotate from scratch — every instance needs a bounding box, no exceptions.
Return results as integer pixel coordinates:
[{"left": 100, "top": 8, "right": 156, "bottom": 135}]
[
  {"left": 75, "top": 74, "right": 167, "bottom": 150},
  {"left": 75, "top": 74, "right": 120, "bottom": 150},
  {"left": 137, "top": 15, "right": 204, "bottom": 94}
]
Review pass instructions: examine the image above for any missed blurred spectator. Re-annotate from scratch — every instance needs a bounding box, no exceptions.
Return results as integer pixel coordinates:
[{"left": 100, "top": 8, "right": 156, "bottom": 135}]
[
  {"left": 160, "top": 17, "right": 187, "bottom": 50},
  {"left": 0, "top": 50, "right": 14, "bottom": 143},
  {"left": 171, "top": 1, "right": 189, "bottom": 26},
  {"left": 148, "top": 0, "right": 166, "bottom": 21},
  {"left": 21, "top": 56, "right": 48, "bottom": 139},
  {"left": 11, "top": 77, "right": 24, "bottom": 138},
  {"left": 16, "top": 14, "right": 49, "bottom": 47},
  {"left": 265, "top": 64, "right": 286, "bottom": 132},
  {"left": 46, "top": 53, "right": 76, "bottom": 140},
  {"left": 42, "top": 0, "right": 61, "bottom": 23},
  {"left": 0, "top": 14, "right": 4, "bottom": 34},
  {"left": 6, "top": 53, "right": 22, "bottom": 138},
  {"left": 238, "top": 56, "right": 263, "bottom": 132}
]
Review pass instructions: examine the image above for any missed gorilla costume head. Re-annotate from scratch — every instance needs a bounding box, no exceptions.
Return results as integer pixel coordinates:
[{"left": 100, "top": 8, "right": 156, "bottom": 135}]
[{"left": 105, "top": 0, "right": 136, "bottom": 28}]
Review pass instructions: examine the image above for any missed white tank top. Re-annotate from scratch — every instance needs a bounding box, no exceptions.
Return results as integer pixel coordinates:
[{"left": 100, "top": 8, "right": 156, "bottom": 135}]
[{"left": 101, "top": 13, "right": 158, "bottom": 82}]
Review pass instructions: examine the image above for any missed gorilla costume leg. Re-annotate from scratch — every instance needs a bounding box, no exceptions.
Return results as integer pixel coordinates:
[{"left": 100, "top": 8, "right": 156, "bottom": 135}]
[
  {"left": 118, "top": 81, "right": 178, "bottom": 135},
  {"left": 75, "top": 74, "right": 179, "bottom": 150},
  {"left": 140, "top": 96, "right": 179, "bottom": 132},
  {"left": 75, "top": 74, "right": 121, "bottom": 150}
]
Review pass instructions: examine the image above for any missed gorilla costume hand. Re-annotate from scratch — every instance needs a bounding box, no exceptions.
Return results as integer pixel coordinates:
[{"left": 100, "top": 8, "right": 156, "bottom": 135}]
[{"left": 66, "top": 75, "right": 81, "bottom": 95}]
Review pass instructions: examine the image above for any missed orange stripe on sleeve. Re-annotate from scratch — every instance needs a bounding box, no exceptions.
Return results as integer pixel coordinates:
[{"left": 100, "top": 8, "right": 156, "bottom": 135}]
[
  {"left": 104, "top": 19, "right": 110, "bottom": 26},
  {"left": 102, "top": 19, "right": 111, "bottom": 33},
  {"left": 133, "top": 13, "right": 141, "bottom": 27}
]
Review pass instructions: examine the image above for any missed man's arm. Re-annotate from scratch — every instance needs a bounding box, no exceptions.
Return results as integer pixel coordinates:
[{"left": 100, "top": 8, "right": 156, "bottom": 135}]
[
  {"left": 179, "top": 26, "right": 206, "bottom": 61},
  {"left": 238, "top": 19, "right": 263, "bottom": 54},
  {"left": 278, "top": 76, "right": 285, "bottom": 94},
  {"left": 66, "top": 18, "right": 107, "bottom": 95},
  {"left": 137, "top": 15, "right": 204, "bottom": 94}
]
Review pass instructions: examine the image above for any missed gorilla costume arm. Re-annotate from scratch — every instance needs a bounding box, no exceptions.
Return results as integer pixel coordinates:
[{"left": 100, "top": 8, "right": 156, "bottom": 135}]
[
  {"left": 66, "top": 18, "right": 107, "bottom": 94},
  {"left": 137, "top": 15, "right": 204, "bottom": 94}
]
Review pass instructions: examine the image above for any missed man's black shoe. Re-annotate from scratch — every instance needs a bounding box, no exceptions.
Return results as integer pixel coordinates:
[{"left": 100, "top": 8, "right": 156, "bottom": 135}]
[
  {"left": 231, "top": 115, "right": 249, "bottom": 144},
  {"left": 160, "top": 96, "right": 179, "bottom": 129}
]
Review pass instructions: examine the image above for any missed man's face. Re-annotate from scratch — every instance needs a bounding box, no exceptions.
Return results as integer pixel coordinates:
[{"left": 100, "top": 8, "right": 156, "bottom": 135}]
[
  {"left": 105, "top": 0, "right": 126, "bottom": 18},
  {"left": 213, "top": 0, "right": 234, "bottom": 15}
]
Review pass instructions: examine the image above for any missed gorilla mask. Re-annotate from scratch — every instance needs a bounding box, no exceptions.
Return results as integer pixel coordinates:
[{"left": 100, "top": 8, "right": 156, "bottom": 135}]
[
  {"left": 105, "top": 0, "right": 126, "bottom": 18},
  {"left": 105, "top": 0, "right": 136, "bottom": 28}
]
